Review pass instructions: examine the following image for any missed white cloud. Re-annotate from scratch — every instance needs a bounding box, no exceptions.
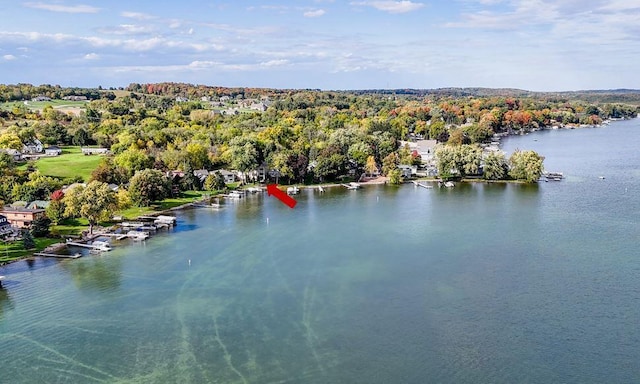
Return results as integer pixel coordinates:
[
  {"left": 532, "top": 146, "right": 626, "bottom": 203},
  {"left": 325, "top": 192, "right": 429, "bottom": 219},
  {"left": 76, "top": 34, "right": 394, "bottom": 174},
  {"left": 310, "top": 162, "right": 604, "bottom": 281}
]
[
  {"left": 121, "top": 11, "right": 156, "bottom": 20},
  {"left": 260, "top": 59, "right": 289, "bottom": 67},
  {"left": 304, "top": 9, "right": 326, "bottom": 17},
  {"left": 351, "top": 1, "right": 425, "bottom": 14},
  {"left": 24, "top": 2, "right": 100, "bottom": 14},
  {"left": 84, "top": 53, "right": 99, "bottom": 60},
  {"left": 97, "top": 24, "right": 155, "bottom": 35},
  {"left": 3, "top": 54, "right": 17, "bottom": 61}
]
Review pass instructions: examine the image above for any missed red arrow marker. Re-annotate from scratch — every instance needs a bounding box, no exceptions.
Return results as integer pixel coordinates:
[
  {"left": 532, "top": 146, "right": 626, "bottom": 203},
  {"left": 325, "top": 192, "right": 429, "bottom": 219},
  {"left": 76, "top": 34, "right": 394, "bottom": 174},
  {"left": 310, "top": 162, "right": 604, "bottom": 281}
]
[{"left": 266, "top": 184, "right": 297, "bottom": 209}]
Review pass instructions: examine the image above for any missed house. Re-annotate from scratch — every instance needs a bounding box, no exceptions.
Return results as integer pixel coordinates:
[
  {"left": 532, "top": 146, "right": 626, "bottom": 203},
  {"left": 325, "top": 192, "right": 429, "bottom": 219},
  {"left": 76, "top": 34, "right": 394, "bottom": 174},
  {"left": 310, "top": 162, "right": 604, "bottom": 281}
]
[
  {"left": 0, "top": 215, "right": 13, "bottom": 237},
  {"left": 398, "top": 164, "right": 417, "bottom": 179},
  {"left": 22, "top": 138, "right": 44, "bottom": 154},
  {"left": 81, "top": 147, "right": 110, "bottom": 155},
  {"left": 31, "top": 96, "right": 51, "bottom": 102},
  {"left": 107, "top": 184, "right": 120, "bottom": 192},
  {"left": 217, "top": 169, "right": 236, "bottom": 184},
  {"left": 0, "top": 207, "right": 46, "bottom": 228},
  {"left": 26, "top": 200, "right": 50, "bottom": 210},
  {"left": 193, "top": 169, "right": 210, "bottom": 182},
  {"left": 416, "top": 140, "right": 437, "bottom": 163},
  {"left": 0, "top": 148, "right": 23, "bottom": 162},
  {"left": 44, "top": 145, "right": 62, "bottom": 156}
]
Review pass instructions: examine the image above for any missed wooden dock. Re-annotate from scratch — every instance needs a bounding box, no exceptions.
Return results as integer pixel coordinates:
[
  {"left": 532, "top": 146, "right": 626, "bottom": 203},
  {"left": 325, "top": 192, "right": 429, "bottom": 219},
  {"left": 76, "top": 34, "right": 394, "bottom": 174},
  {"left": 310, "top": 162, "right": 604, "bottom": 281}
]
[
  {"left": 33, "top": 252, "right": 82, "bottom": 259},
  {"left": 412, "top": 181, "right": 434, "bottom": 189}
]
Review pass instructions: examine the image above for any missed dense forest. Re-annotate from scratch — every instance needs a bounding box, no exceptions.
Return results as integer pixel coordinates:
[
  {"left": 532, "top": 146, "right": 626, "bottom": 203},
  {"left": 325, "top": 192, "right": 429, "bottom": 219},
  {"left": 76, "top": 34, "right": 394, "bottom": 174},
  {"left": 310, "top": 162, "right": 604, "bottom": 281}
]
[{"left": 1, "top": 82, "right": 639, "bottom": 216}]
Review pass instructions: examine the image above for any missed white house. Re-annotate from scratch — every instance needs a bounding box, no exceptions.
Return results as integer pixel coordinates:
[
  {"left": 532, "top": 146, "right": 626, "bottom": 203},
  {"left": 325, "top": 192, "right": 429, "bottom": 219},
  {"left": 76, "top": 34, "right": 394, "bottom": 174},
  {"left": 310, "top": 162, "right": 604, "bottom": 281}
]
[
  {"left": 217, "top": 170, "right": 236, "bottom": 184},
  {"left": 44, "top": 145, "right": 62, "bottom": 156},
  {"left": 22, "top": 138, "right": 43, "bottom": 154},
  {"left": 0, "top": 148, "right": 23, "bottom": 161}
]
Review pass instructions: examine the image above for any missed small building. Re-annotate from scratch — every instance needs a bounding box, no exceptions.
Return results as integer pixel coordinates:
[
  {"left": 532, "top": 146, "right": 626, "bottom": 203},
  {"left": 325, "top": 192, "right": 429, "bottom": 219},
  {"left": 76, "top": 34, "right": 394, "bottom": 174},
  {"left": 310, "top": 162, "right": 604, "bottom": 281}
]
[
  {"left": 0, "top": 207, "right": 46, "bottom": 228},
  {"left": 31, "top": 96, "right": 51, "bottom": 102},
  {"left": 0, "top": 148, "right": 23, "bottom": 162},
  {"left": 44, "top": 145, "right": 62, "bottom": 156},
  {"left": 0, "top": 214, "right": 13, "bottom": 237},
  {"left": 62, "top": 95, "right": 88, "bottom": 101},
  {"left": 81, "top": 147, "right": 110, "bottom": 155}
]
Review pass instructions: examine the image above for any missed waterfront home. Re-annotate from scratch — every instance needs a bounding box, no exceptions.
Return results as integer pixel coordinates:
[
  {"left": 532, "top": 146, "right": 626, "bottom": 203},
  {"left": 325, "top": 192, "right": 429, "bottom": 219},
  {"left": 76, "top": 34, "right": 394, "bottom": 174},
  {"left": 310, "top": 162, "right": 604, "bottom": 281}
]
[
  {"left": 0, "top": 207, "right": 46, "bottom": 228},
  {"left": 44, "top": 145, "right": 62, "bottom": 156},
  {"left": 399, "top": 140, "right": 437, "bottom": 164},
  {"left": 398, "top": 164, "right": 417, "bottom": 178},
  {"left": 217, "top": 170, "right": 237, "bottom": 184},
  {"left": 193, "top": 169, "right": 210, "bottom": 183}
]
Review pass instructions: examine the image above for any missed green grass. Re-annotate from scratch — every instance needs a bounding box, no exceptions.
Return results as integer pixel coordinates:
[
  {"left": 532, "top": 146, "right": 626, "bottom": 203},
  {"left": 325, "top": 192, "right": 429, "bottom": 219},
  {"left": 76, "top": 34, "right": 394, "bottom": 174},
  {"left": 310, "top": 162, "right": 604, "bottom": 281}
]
[
  {"left": 0, "top": 100, "right": 88, "bottom": 111},
  {"left": 0, "top": 237, "right": 60, "bottom": 264},
  {"left": 18, "top": 146, "right": 103, "bottom": 181},
  {"left": 116, "top": 191, "right": 207, "bottom": 219}
]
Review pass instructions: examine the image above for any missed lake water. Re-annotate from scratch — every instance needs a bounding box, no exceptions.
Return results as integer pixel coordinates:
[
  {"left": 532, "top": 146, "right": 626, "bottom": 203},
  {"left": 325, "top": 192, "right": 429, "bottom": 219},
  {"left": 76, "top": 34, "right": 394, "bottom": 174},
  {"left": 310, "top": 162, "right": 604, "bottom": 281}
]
[{"left": 1, "top": 119, "right": 639, "bottom": 383}]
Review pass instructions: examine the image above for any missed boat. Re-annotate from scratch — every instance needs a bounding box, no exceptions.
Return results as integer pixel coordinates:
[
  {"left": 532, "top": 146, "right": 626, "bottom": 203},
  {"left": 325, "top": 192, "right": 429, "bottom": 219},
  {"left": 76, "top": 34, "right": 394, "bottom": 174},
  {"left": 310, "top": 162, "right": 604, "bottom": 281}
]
[
  {"left": 318, "top": 186, "right": 325, "bottom": 193},
  {"left": 444, "top": 181, "right": 455, "bottom": 188},
  {"left": 127, "top": 231, "right": 149, "bottom": 241},
  {"left": 544, "top": 172, "right": 564, "bottom": 181},
  {"left": 227, "top": 191, "right": 244, "bottom": 199},
  {"left": 91, "top": 241, "right": 112, "bottom": 252},
  {"left": 286, "top": 186, "right": 300, "bottom": 195},
  {"left": 246, "top": 187, "right": 263, "bottom": 193},
  {"left": 342, "top": 182, "right": 360, "bottom": 190}
]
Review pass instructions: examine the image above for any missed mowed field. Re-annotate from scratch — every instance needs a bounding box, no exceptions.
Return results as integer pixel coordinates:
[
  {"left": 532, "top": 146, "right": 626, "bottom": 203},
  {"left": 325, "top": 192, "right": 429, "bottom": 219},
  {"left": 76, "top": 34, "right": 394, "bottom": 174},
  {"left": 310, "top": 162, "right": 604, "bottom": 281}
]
[
  {"left": 1, "top": 100, "right": 88, "bottom": 116},
  {"left": 21, "top": 147, "right": 103, "bottom": 181}
]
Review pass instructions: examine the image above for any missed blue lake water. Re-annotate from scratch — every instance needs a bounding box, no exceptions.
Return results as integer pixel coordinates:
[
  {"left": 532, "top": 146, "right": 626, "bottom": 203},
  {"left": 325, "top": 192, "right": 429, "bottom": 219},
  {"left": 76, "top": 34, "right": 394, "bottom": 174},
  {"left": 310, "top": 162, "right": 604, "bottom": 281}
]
[{"left": 1, "top": 119, "right": 639, "bottom": 383}]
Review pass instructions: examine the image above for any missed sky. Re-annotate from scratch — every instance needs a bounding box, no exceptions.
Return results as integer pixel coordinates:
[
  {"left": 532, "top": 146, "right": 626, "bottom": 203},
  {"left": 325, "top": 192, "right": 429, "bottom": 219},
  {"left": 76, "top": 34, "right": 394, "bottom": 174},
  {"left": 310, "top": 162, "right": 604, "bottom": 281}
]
[{"left": 0, "top": 0, "right": 639, "bottom": 91}]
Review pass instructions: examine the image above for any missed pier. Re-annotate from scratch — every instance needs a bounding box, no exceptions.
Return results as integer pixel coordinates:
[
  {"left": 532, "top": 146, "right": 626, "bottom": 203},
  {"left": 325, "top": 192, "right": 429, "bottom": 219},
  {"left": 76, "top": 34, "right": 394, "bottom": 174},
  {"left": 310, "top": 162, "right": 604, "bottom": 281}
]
[
  {"left": 33, "top": 252, "right": 82, "bottom": 259},
  {"left": 412, "top": 181, "right": 434, "bottom": 189},
  {"left": 65, "top": 240, "right": 111, "bottom": 252}
]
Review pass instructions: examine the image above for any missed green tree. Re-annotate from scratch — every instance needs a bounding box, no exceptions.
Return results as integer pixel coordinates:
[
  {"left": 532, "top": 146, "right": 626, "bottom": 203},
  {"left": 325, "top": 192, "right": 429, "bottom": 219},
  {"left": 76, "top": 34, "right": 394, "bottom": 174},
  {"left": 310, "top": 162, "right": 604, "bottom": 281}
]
[
  {"left": 204, "top": 171, "right": 227, "bottom": 191},
  {"left": 128, "top": 169, "right": 171, "bottom": 207},
  {"left": 45, "top": 199, "right": 66, "bottom": 225},
  {"left": 382, "top": 152, "right": 400, "bottom": 176},
  {"left": 114, "top": 147, "right": 153, "bottom": 178},
  {"left": 64, "top": 181, "right": 117, "bottom": 234},
  {"left": 509, "top": 150, "right": 544, "bottom": 182},
  {"left": 30, "top": 216, "right": 51, "bottom": 237},
  {"left": 22, "top": 230, "right": 36, "bottom": 250},
  {"left": 483, "top": 152, "right": 508, "bottom": 180},
  {"left": 388, "top": 168, "right": 402, "bottom": 185}
]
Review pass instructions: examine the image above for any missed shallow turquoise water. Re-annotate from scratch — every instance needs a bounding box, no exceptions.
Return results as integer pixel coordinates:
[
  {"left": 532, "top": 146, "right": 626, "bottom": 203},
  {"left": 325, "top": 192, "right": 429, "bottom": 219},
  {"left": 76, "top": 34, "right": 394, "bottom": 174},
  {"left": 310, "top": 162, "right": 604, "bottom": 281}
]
[{"left": 1, "top": 119, "right": 639, "bottom": 383}]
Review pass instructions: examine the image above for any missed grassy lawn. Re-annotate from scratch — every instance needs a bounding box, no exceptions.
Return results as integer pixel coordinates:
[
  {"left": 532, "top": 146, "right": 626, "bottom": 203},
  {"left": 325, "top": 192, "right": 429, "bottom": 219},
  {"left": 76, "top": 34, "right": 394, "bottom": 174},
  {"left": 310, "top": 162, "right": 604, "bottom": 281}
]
[
  {"left": 116, "top": 191, "right": 207, "bottom": 219},
  {"left": 18, "top": 146, "right": 103, "bottom": 181},
  {"left": 0, "top": 100, "right": 88, "bottom": 111},
  {"left": 0, "top": 237, "right": 60, "bottom": 265}
]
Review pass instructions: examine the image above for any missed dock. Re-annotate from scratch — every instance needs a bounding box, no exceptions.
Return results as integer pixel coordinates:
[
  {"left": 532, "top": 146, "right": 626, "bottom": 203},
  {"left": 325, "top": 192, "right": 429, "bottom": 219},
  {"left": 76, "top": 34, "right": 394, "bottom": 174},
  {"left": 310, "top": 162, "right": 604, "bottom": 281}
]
[
  {"left": 412, "top": 181, "right": 434, "bottom": 189},
  {"left": 65, "top": 240, "right": 111, "bottom": 252},
  {"left": 33, "top": 252, "right": 82, "bottom": 259}
]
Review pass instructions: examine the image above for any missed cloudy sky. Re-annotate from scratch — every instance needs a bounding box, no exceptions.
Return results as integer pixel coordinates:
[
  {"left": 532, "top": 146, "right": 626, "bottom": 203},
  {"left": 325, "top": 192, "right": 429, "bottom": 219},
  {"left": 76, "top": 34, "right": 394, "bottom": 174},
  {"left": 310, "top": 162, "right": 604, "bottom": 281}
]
[{"left": 0, "top": 0, "right": 638, "bottom": 91}]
